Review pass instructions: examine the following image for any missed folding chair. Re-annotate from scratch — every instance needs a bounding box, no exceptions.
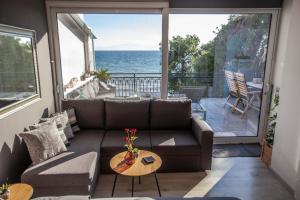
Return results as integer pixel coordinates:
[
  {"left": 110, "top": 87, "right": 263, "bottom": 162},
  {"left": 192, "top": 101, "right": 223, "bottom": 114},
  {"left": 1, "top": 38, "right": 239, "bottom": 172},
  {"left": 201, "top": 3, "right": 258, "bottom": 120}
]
[
  {"left": 234, "top": 72, "right": 262, "bottom": 118},
  {"left": 224, "top": 70, "right": 240, "bottom": 110}
]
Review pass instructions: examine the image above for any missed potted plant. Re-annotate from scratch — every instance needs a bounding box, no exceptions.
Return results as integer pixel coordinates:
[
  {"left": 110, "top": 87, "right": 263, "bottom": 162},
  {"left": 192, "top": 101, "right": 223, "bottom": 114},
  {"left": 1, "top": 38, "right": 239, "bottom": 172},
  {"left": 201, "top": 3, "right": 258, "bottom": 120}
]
[
  {"left": 261, "top": 90, "right": 279, "bottom": 167},
  {"left": 0, "top": 183, "right": 10, "bottom": 200},
  {"left": 94, "top": 68, "right": 111, "bottom": 83},
  {"left": 124, "top": 128, "right": 139, "bottom": 165}
]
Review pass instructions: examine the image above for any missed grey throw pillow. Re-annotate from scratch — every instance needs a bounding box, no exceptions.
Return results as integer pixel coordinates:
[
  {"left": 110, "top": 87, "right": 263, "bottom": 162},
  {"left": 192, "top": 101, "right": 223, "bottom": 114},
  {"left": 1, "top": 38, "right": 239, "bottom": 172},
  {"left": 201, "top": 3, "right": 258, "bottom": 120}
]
[
  {"left": 65, "top": 108, "right": 80, "bottom": 133},
  {"left": 32, "top": 111, "right": 73, "bottom": 144},
  {"left": 50, "top": 111, "right": 74, "bottom": 140},
  {"left": 20, "top": 121, "right": 67, "bottom": 165}
]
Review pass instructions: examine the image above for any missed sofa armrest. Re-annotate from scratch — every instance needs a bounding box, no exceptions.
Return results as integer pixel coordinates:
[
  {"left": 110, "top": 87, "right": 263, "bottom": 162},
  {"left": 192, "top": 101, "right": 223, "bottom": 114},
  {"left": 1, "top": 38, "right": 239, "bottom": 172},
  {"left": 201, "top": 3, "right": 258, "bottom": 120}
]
[{"left": 192, "top": 115, "right": 214, "bottom": 170}]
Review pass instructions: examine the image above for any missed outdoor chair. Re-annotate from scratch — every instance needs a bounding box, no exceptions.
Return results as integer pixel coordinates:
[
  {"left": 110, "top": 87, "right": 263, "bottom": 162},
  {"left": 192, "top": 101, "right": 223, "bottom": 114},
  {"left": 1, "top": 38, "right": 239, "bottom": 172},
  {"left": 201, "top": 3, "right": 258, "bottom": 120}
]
[
  {"left": 224, "top": 70, "right": 240, "bottom": 110},
  {"left": 234, "top": 72, "right": 262, "bottom": 118}
]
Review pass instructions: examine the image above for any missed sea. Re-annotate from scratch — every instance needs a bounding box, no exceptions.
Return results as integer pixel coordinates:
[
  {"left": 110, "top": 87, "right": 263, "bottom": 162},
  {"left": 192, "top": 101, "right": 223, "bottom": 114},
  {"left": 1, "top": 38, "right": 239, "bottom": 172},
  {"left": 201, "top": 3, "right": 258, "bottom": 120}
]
[{"left": 95, "top": 50, "right": 161, "bottom": 73}]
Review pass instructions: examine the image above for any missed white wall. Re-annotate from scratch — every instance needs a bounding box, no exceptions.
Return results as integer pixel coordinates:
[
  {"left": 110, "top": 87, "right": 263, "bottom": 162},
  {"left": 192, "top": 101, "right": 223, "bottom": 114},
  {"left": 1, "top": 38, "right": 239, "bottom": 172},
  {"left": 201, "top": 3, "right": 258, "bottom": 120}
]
[
  {"left": 271, "top": 0, "right": 300, "bottom": 195},
  {"left": 58, "top": 20, "right": 85, "bottom": 85}
]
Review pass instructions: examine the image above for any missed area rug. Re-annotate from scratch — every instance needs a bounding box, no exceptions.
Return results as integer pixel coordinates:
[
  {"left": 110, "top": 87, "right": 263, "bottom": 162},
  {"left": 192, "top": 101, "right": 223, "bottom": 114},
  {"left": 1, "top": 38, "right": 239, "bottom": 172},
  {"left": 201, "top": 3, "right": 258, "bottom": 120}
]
[{"left": 212, "top": 143, "right": 261, "bottom": 158}]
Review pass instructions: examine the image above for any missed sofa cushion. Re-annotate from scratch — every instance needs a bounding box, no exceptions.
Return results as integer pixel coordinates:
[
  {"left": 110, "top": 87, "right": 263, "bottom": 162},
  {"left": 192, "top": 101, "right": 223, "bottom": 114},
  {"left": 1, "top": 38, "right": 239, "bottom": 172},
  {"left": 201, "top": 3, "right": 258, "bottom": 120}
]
[
  {"left": 68, "top": 129, "right": 105, "bottom": 153},
  {"left": 105, "top": 100, "right": 150, "bottom": 130},
  {"left": 61, "top": 99, "right": 105, "bottom": 129},
  {"left": 20, "top": 121, "right": 67, "bottom": 165},
  {"left": 150, "top": 130, "right": 201, "bottom": 156},
  {"left": 21, "top": 130, "right": 104, "bottom": 189},
  {"left": 150, "top": 100, "right": 192, "bottom": 129},
  {"left": 101, "top": 130, "right": 151, "bottom": 157}
]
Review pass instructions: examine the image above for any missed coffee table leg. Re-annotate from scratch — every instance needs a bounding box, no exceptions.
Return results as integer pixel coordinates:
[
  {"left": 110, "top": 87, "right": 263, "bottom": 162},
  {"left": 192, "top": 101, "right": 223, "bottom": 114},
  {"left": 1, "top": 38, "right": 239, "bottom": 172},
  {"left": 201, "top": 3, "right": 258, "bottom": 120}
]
[
  {"left": 139, "top": 176, "right": 141, "bottom": 184},
  {"left": 154, "top": 172, "right": 161, "bottom": 197},
  {"left": 132, "top": 176, "right": 134, "bottom": 197},
  {"left": 111, "top": 174, "right": 118, "bottom": 197}
]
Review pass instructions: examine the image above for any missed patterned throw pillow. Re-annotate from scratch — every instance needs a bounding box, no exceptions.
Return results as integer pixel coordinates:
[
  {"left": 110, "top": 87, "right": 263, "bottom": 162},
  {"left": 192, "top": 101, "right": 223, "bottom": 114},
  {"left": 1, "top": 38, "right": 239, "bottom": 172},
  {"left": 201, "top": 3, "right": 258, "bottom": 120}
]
[
  {"left": 51, "top": 111, "right": 74, "bottom": 140},
  {"left": 31, "top": 111, "right": 73, "bottom": 144},
  {"left": 20, "top": 121, "right": 67, "bottom": 165},
  {"left": 66, "top": 108, "right": 80, "bottom": 133}
]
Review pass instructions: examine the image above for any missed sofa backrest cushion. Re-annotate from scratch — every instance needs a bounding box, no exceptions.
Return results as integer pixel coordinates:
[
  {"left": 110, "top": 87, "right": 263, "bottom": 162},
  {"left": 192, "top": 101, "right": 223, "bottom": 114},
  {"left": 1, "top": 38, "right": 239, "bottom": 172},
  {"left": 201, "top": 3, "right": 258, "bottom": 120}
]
[
  {"left": 105, "top": 100, "right": 150, "bottom": 130},
  {"left": 61, "top": 99, "right": 105, "bottom": 129},
  {"left": 150, "top": 99, "right": 192, "bottom": 129}
]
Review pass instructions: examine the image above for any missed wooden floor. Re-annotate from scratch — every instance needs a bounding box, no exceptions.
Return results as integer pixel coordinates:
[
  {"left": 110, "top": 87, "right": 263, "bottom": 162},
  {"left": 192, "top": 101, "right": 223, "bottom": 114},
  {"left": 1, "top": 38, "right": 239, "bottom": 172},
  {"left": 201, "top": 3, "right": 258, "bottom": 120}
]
[{"left": 92, "top": 158, "right": 295, "bottom": 200}]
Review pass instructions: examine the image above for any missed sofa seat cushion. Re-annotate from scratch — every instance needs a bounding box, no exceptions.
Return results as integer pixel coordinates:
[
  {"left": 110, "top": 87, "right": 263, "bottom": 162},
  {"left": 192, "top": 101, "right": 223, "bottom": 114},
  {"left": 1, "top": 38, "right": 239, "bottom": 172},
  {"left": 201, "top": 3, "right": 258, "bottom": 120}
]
[
  {"left": 68, "top": 129, "right": 105, "bottom": 153},
  {"left": 101, "top": 130, "right": 151, "bottom": 157},
  {"left": 150, "top": 100, "right": 192, "bottom": 129},
  {"left": 150, "top": 130, "right": 201, "bottom": 156},
  {"left": 61, "top": 99, "right": 105, "bottom": 129},
  {"left": 105, "top": 100, "right": 150, "bottom": 130},
  {"left": 21, "top": 130, "right": 104, "bottom": 188}
]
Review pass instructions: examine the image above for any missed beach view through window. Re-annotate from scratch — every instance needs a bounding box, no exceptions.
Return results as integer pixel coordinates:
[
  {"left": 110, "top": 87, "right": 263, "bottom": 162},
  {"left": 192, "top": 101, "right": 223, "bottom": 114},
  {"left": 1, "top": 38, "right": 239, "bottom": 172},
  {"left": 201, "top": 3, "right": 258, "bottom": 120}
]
[{"left": 58, "top": 13, "right": 162, "bottom": 99}]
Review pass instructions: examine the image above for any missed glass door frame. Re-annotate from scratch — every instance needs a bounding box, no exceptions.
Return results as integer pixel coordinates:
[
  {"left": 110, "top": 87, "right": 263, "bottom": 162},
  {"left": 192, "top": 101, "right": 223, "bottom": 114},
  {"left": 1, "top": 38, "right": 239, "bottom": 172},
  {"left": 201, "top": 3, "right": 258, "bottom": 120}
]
[{"left": 169, "top": 8, "right": 280, "bottom": 144}]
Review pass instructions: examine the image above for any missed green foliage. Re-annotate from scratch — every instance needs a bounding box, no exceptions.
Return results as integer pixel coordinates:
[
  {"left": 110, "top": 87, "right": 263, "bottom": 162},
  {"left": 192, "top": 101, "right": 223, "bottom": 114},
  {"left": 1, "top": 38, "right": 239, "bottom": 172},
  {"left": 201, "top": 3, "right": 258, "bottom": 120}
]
[
  {"left": 168, "top": 35, "right": 200, "bottom": 74},
  {"left": 94, "top": 68, "right": 111, "bottom": 82},
  {"left": 0, "top": 35, "right": 36, "bottom": 92},
  {"left": 166, "top": 14, "right": 271, "bottom": 93},
  {"left": 0, "top": 183, "right": 9, "bottom": 195},
  {"left": 132, "top": 147, "right": 140, "bottom": 154},
  {"left": 265, "top": 92, "right": 280, "bottom": 146}
]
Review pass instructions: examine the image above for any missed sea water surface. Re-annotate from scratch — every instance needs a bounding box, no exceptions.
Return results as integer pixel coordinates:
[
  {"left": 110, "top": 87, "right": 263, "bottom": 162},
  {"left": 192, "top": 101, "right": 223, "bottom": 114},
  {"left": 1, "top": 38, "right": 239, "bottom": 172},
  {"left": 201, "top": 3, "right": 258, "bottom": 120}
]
[{"left": 95, "top": 51, "right": 161, "bottom": 73}]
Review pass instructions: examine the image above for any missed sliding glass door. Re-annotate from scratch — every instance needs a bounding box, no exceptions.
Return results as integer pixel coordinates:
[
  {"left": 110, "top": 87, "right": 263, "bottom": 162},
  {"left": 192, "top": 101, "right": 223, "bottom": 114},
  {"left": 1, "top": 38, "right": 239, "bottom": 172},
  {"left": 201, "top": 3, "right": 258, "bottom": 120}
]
[{"left": 168, "top": 11, "right": 278, "bottom": 143}]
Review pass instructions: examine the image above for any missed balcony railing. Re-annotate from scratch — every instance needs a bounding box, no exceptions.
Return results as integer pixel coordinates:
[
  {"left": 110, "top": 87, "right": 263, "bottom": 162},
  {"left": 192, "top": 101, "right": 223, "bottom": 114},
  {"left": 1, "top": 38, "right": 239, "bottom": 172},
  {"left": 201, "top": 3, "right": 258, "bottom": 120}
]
[
  {"left": 64, "top": 72, "right": 262, "bottom": 99},
  {"left": 108, "top": 73, "right": 160, "bottom": 97},
  {"left": 108, "top": 73, "right": 219, "bottom": 97}
]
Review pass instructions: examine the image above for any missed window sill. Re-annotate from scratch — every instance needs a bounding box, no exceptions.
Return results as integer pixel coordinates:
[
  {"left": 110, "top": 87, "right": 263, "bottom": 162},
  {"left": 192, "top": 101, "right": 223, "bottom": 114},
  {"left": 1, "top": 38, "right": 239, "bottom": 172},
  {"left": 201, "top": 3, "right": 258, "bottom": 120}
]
[{"left": 0, "top": 95, "right": 42, "bottom": 120}]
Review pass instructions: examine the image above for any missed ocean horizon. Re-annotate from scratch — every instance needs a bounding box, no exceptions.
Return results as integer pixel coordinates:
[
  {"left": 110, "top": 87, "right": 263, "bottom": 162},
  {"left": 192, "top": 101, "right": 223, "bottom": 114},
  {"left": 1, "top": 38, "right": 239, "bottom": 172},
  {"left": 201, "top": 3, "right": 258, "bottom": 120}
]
[{"left": 95, "top": 50, "right": 161, "bottom": 73}]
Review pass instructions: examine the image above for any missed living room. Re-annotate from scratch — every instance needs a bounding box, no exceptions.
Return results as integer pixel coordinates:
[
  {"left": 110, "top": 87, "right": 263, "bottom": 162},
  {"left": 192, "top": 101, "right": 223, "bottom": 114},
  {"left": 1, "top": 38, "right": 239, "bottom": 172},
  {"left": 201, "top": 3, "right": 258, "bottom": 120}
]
[{"left": 0, "top": 0, "right": 300, "bottom": 200}]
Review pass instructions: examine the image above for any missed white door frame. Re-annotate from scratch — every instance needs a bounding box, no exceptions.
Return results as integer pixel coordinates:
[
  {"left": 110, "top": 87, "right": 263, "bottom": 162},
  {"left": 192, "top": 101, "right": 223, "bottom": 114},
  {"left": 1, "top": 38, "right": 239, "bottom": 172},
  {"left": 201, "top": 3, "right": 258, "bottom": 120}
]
[
  {"left": 46, "top": 0, "right": 169, "bottom": 111},
  {"left": 169, "top": 8, "right": 280, "bottom": 144},
  {"left": 46, "top": 1, "right": 280, "bottom": 144}
]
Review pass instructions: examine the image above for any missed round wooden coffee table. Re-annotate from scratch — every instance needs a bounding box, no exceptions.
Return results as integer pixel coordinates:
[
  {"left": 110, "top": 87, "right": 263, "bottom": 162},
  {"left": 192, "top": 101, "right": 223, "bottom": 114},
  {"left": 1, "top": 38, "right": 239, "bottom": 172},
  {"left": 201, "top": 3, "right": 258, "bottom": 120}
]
[
  {"left": 8, "top": 183, "right": 33, "bottom": 200},
  {"left": 110, "top": 150, "right": 162, "bottom": 197}
]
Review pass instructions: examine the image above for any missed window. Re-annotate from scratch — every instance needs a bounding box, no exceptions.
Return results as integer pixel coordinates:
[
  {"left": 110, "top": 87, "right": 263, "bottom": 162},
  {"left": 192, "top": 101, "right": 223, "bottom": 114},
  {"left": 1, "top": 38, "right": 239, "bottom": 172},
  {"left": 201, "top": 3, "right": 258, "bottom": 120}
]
[
  {"left": 58, "top": 13, "right": 162, "bottom": 99},
  {"left": 0, "top": 24, "right": 40, "bottom": 114}
]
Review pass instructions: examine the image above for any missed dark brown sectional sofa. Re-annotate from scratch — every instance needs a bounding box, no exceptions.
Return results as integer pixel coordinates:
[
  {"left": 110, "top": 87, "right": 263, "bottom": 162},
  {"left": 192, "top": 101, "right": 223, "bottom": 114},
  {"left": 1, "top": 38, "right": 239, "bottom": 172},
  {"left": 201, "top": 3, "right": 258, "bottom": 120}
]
[{"left": 21, "top": 99, "right": 214, "bottom": 198}]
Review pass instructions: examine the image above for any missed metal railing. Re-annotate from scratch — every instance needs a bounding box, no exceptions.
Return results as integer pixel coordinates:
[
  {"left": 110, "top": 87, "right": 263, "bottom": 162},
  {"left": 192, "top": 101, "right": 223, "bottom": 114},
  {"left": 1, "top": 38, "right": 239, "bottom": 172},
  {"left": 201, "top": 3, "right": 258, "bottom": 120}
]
[{"left": 108, "top": 73, "right": 219, "bottom": 97}]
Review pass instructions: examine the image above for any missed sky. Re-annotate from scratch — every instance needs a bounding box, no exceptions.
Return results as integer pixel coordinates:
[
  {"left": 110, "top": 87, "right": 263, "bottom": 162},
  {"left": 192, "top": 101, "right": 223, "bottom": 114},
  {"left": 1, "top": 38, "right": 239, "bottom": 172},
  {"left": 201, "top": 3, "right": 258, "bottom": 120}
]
[{"left": 83, "top": 14, "right": 229, "bottom": 51}]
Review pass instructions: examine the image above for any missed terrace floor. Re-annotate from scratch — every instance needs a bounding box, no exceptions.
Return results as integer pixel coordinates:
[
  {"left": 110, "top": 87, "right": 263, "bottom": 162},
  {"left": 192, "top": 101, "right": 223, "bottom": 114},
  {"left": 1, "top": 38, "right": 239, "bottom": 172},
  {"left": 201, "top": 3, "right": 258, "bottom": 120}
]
[{"left": 194, "top": 98, "right": 260, "bottom": 137}]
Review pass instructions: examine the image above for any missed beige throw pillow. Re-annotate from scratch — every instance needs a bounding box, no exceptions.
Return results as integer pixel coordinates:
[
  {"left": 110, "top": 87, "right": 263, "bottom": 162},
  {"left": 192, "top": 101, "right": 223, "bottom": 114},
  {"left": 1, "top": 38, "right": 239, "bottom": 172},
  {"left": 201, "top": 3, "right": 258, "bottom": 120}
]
[{"left": 20, "top": 121, "right": 67, "bottom": 165}]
